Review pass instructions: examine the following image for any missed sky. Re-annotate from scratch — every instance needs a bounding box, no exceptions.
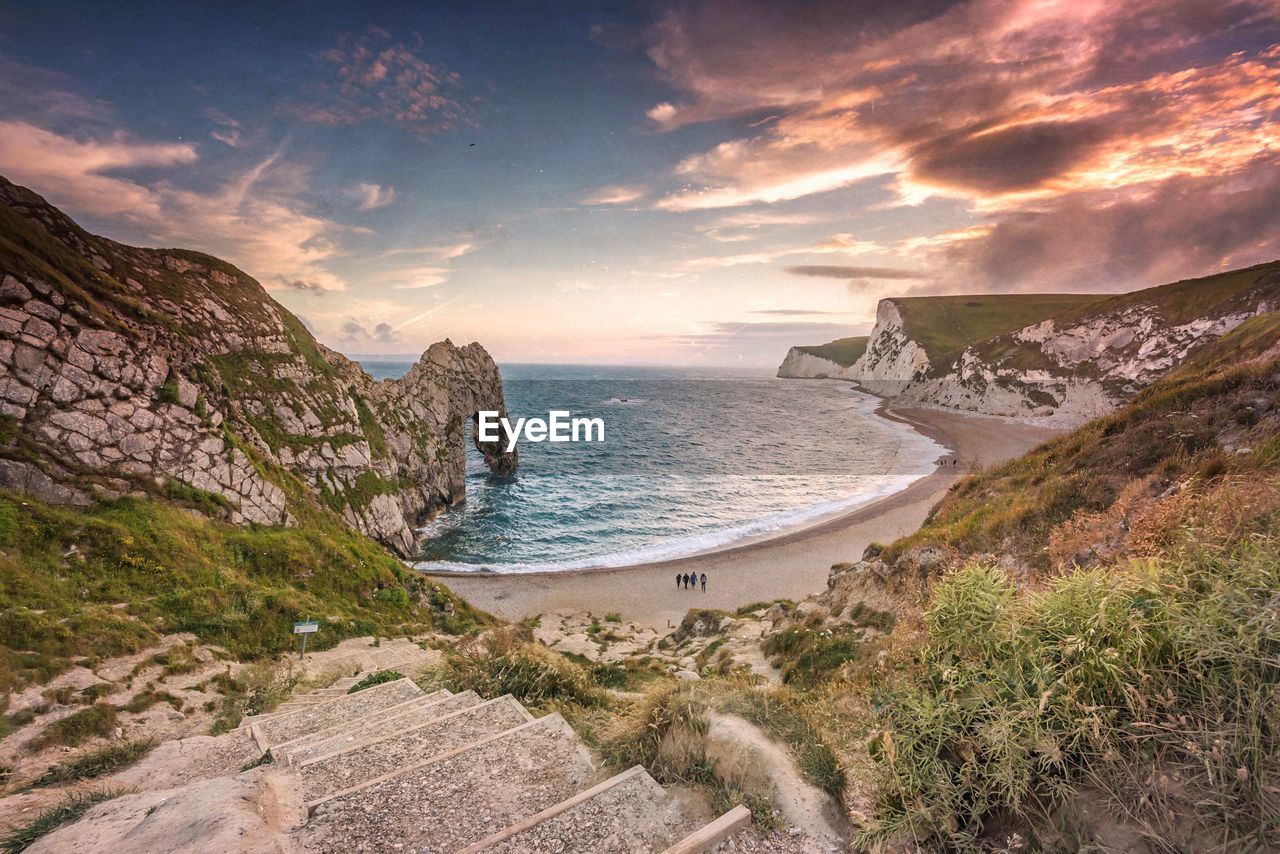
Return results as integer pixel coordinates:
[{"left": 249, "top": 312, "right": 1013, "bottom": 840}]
[{"left": 0, "top": 1, "right": 1277, "bottom": 365}]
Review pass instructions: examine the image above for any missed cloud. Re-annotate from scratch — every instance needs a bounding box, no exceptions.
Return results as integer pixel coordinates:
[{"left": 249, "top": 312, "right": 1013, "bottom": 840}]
[
  {"left": 579, "top": 184, "right": 647, "bottom": 205},
  {"left": 206, "top": 108, "right": 245, "bottom": 147},
  {"left": 288, "top": 26, "right": 472, "bottom": 139},
  {"left": 786, "top": 265, "right": 924, "bottom": 280},
  {"left": 0, "top": 120, "right": 349, "bottom": 292},
  {"left": 382, "top": 241, "right": 474, "bottom": 260},
  {"left": 273, "top": 275, "right": 328, "bottom": 293},
  {"left": 352, "top": 181, "right": 396, "bottom": 210},
  {"left": 679, "top": 232, "right": 882, "bottom": 272},
  {"left": 340, "top": 318, "right": 401, "bottom": 345},
  {"left": 749, "top": 308, "right": 851, "bottom": 316},
  {"left": 921, "top": 161, "right": 1280, "bottom": 293},
  {"left": 645, "top": 0, "right": 1280, "bottom": 291},
  {"left": 645, "top": 1, "right": 1280, "bottom": 211},
  {"left": 0, "top": 120, "right": 196, "bottom": 222},
  {"left": 374, "top": 265, "right": 451, "bottom": 290}
]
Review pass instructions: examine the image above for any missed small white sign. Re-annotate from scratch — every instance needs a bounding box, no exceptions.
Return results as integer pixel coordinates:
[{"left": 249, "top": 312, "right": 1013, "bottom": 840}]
[{"left": 293, "top": 620, "right": 319, "bottom": 634}]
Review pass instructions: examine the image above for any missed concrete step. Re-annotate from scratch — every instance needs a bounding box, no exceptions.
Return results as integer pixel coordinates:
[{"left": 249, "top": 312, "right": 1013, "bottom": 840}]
[
  {"left": 298, "top": 695, "right": 534, "bottom": 800},
  {"left": 250, "top": 677, "right": 423, "bottom": 750},
  {"left": 661, "top": 805, "right": 753, "bottom": 854},
  {"left": 462, "top": 765, "right": 698, "bottom": 853},
  {"left": 274, "top": 690, "right": 463, "bottom": 767},
  {"left": 302, "top": 714, "right": 596, "bottom": 853}
]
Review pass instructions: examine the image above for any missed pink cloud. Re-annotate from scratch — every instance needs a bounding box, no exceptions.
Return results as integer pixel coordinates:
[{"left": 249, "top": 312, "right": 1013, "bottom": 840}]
[
  {"left": 289, "top": 26, "right": 473, "bottom": 139},
  {"left": 0, "top": 121, "right": 349, "bottom": 292}
]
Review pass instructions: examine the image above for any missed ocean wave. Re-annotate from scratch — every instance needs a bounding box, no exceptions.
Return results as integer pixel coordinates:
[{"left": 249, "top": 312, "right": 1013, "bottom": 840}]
[{"left": 412, "top": 472, "right": 928, "bottom": 575}]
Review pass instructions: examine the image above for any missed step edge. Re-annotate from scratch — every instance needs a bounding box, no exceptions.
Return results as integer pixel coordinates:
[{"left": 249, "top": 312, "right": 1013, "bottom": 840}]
[
  {"left": 255, "top": 678, "right": 424, "bottom": 746},
  {"left": 273, "top": 689, "right": 454, "bottom": 760},
  {"left": 305, "top": 712, "right": 563, "bottom": 813},
  {"left": 297, "top": 693, "right": 524, "bottom": 769},
  {"left": 659, "top": 805, "right": 753, "bottom": 854},
  {"left": 458, "top": 765, "right": 653, "bottom": 853}
]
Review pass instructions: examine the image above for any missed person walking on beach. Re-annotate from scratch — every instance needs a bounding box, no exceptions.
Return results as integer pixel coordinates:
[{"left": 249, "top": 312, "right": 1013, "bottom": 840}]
[
  {"left": 700, "top": 572, "right": 707, "bottom": 593},
  {"left": 676, "top": 572, "right": 681, "bottom": 590}
]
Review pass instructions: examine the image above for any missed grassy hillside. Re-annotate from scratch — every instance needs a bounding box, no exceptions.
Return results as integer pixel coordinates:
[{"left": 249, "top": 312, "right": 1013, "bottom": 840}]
[
  {"left": 0, "top": 489, "right": 492, "bottom": 694},
  {"left": 796, "top": 336, "right": 868, "bottom": 367},
  {"left": 885, "top": 311, "right": 1280, "bottom": 569},
  {"left": 891, "top": 294, "right": 1099, "bottom": 365},
  {"left": 836, "top": 313, "right": 1280, "bottom": 847},
  {"left": 972, "top": 261, "right": 1280, "bottom": 380}
]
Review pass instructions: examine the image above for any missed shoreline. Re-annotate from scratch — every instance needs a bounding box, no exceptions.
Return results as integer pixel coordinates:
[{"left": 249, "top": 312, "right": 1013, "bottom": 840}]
[{"left": 427, "top": 398, "right": 1063, "bottom": 629}]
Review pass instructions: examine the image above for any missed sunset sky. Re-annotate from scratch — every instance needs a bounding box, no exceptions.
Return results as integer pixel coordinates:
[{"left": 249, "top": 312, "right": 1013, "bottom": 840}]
[{"left": 1, "top": 1, "right": 1277, "bottom": 364}]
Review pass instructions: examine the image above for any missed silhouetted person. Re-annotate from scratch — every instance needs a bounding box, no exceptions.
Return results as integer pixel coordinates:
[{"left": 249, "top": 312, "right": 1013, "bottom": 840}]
[
  {"left": 700, "top": 573, "right": 707, "bottom": 592},
  {"left": 676, "top": 572, "right": 681, "bottom": 590}
]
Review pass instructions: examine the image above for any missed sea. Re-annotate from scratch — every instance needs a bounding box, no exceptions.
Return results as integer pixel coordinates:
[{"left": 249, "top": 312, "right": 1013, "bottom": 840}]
[{"left": 357, "top": 362, "right": 945, "bottom": 574}]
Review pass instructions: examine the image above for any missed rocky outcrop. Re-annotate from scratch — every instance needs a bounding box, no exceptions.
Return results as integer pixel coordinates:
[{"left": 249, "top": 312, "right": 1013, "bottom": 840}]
[
  {"left": 785, "top": 263, "right": 1280, "bottom": 426},
  {"left": 776, "top": 347, "right": 856, "bottom": 379},
  {"left": 0, "top": 176, "right": 516, "bottom": 556},
  {"left": 844, "top": 300, "right": 929, "bottom": 395}
]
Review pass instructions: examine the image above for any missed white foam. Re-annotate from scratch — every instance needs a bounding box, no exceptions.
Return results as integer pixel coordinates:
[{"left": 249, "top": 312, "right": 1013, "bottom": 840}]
[{"left": 414, "top": 386, "right": 946, "bottom": 575}]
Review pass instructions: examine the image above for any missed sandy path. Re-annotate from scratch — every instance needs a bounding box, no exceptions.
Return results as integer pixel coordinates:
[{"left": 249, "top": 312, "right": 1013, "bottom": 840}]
[{"left": 429, "top": 405, "right": 1062, "bottom": 631}]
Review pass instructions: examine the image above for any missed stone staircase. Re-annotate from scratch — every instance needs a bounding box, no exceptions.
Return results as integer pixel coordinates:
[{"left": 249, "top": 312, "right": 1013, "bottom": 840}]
[{"left": 235, "top": 646, "right": 751, "bottom": 852}]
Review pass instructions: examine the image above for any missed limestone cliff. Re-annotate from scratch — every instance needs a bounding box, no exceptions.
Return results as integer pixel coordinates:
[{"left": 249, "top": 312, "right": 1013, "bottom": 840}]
[
  {"left": 775, "top": 336, "right": 868, "bottom": 380},
  {"left": 776, "top": 347, "right": 857, "bottom": 380},
  {"left": 780, "top": 263, "right": 1280, "bottom": 426},
  {"left": 0, "top": 176, "right": 516, "bottom": 557}
]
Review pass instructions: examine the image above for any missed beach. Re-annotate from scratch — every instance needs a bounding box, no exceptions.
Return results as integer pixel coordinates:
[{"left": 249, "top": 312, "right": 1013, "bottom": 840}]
[{"left": 429, "top": 404, "right": 1063, "bottom": 630}]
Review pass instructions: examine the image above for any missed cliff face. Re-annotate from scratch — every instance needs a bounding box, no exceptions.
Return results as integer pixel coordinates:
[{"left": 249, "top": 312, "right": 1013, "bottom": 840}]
[
  {"left": 778, "top": 262, "right": 1280, "bottom": 426},
  {"left": 0, "top": 177, "right": 516, "bottom": 556},
  {"left": 776, "top": 347, "right": 857, "bottom": 379}
]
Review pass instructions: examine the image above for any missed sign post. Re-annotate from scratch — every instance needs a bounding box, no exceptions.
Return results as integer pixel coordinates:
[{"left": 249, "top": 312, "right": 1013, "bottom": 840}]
[{"left": 293, "top": 618, "right": 319, "bottom": 660}]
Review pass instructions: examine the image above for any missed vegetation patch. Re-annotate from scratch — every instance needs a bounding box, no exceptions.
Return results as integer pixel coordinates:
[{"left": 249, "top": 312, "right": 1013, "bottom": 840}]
[
  {"left": 26, "top": 738, "right": 155, "bottom": 789},
  {"left": 426, "top": 628, "right": 605, "bottom": 712},
  {"left": 0, "top": 489, "right": 493, "bottom": 693},
  {"left": 28, "top": 703, "right": 117, "bottom": 751},
  {"left": 861, "top": 505, "right": 1280, "bottom": 849},
  {"left": 347, "top": 670, "right": 404, "bottom": 693},
  {"left": 796, "top": 336, "right": 869, "bottom": 367},
  {"left": 0, "top": 788, "right": 127, "bottom": 853}
]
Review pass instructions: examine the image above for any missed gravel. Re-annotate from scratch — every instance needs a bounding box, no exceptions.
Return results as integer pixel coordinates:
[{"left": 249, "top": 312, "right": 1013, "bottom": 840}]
[
  {"left": 303, "top": 714, "right": 595, "bottom": 853},
  {"left": 300, "top": 696, "right": 533, "bottom": 800}
]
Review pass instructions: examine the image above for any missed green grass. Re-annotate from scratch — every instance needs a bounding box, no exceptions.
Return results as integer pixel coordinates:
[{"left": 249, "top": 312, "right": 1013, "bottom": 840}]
[
  {"left": 26, "top": 738, "right": 155, "bottom": 789},
  {"left": 861, "top": 511, "right": 1280, "bottom": 849},
  {"left": 347, "top": 670, "right": 404, "bottom": 693},
  {"left": 892, "top": 294, "right": 1099, "bottom": 365},
  {"left": 119, "top": 690, "right": 183, "bottom": 714},
  {"left": 797, "top": 336, "right": 869, "bottom": 367},
  {"left": 0, "top": 490, "right": 493, "bottom": 694},
  {"left": 424, "top": 628, "right": 605, "bottom": 712},
  {"left": 0, "top": 788, "right": 127, "bottom": 853},
  {"left": 716, "top": 687, "right": 846, "bottom": 796},
  {"left": 882, "top": 313, "right": 1280, "bottom": 570},
  {"left": 28, "top": 704, "right": 117, "bottom": 751},
  {"left": 208, "top": 665, "right": 296, "bottom": 733}
]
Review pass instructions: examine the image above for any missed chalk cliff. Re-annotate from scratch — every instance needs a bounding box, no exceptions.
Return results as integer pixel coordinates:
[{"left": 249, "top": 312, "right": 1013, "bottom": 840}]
[
  {"left": 779, "top": 263, "right": 1280, "bottom": 425},
  {"left": 776, "top": 348, "right": 857, "bottom": 380},
  {"left": 0, "top": 177, "right": 516, "bottom": 556}
]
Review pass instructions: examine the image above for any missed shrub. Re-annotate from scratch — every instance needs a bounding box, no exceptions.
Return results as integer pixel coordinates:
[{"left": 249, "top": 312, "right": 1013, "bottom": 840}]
[
  {"left": 432, "top": 629, "right": 605, "bottom": 711},
  {"left": 861, "top": 525, "right": 1280, "bottom": 849},
  {"left": 347, "top": 670, "right": 404, "bottom": 693},
  {"left": 599, "top": 681, "right": 709, "bottom": 781}
]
